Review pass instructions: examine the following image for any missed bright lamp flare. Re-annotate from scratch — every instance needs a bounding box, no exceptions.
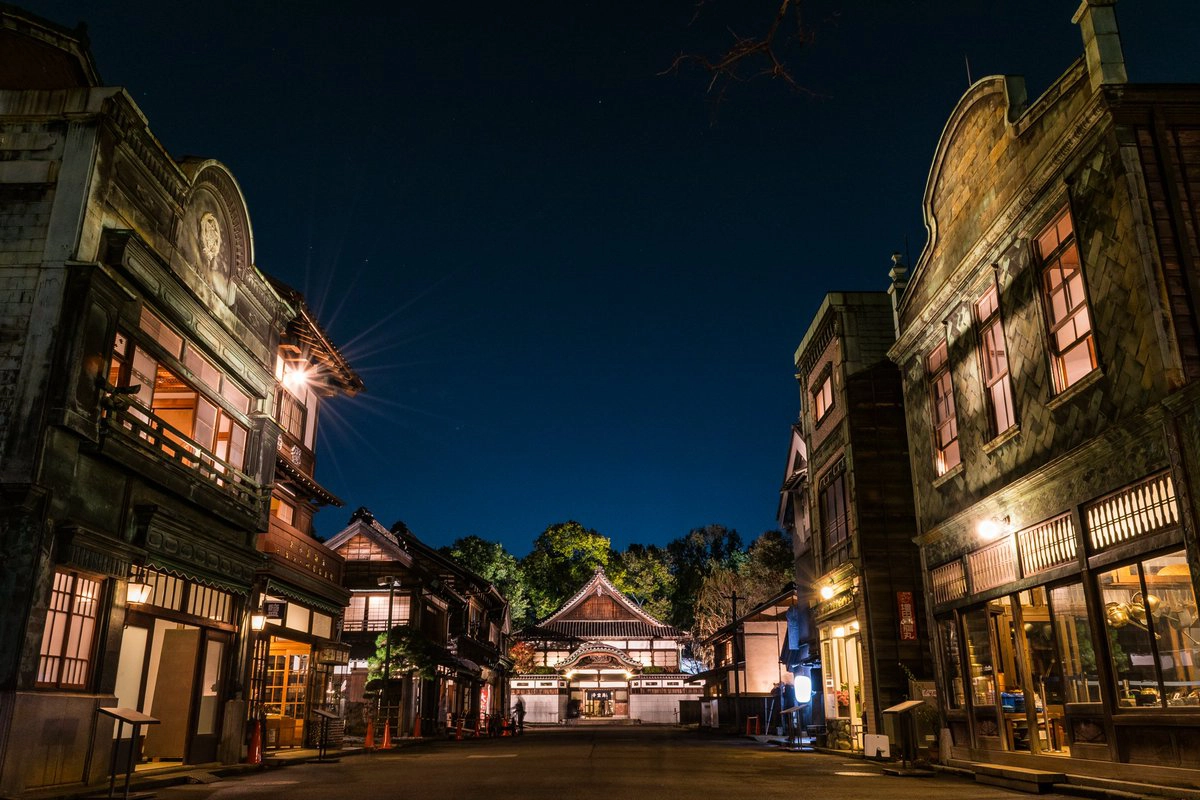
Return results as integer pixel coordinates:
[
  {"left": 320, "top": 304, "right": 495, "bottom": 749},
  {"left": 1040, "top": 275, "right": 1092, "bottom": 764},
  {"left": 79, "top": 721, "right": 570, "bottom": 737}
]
[{"left": 282, "top": 364, "right": 310, "bottom": 392}]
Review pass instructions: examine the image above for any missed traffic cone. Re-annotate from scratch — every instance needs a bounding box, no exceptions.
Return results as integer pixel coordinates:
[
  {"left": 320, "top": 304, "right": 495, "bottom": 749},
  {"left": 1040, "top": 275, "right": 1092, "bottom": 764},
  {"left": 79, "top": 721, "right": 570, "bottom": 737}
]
[
  {"left": 364, "top": 718, "right": 375, "bottom": 749},
  {"left": 247, "top": 719, "right": 262, "bottom": 765},
  {"left": 412, "top": 714, "right": 422, "bottom": 739},
  {"left": 380, "top": 720, "right": 393, "bottom": 750}
]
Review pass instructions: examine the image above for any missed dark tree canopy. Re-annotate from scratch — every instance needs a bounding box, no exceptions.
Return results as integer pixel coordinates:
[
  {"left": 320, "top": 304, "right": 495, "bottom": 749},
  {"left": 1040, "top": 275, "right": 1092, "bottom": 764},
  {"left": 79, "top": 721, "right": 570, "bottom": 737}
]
[
  {"left": 610, "top": 543, "right": 674, "bottom": 622},
  {"left": 441, "top": 535, "right": 530, "bottom": 625},
  {"left": 665, "top": 524, "right": 744, "bottom": 630},
  {"left": 520, "top": 521, "right": 613, "bottom": 621}
]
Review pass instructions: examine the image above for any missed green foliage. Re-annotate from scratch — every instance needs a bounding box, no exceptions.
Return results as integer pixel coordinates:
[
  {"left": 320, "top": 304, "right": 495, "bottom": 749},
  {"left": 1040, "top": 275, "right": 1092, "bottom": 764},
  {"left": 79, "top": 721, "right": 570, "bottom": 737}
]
[
  {"left": 690, "top": 530, "right": 793, "bottom": 665},
  {"left": 610, "top": 544, "right": 675, "bottom": 622},
  {"left": 665, "top": 524, "right": 744, "bottom": 630},
  {"left": 530, "top": 665, "right": 558, "bottom": 674},
  {"left": 441, "top": 535, "right": 530, "bottom": 625},
  {"left": 641, "top": 665, "right": 667, "bottom": 674},
  {"left": 520, "top": 521, "right": 613, "bottom": 621},
  {"left": 368, "top": 625, "right": 438, "bottom": 681}
]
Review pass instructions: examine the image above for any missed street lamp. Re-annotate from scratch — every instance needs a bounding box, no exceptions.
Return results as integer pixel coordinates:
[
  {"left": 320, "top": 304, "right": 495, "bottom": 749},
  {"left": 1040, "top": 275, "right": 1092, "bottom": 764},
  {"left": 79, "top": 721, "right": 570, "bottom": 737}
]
[{"left": 377, "top": 575, "right": 403, "bottom": 748}]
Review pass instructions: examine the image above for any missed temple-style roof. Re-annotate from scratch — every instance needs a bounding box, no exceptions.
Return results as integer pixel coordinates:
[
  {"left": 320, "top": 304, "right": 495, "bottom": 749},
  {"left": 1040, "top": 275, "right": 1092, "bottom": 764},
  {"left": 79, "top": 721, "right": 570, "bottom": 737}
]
[{"left": 526, "top": 568, "right": 686, "bottom": 641}]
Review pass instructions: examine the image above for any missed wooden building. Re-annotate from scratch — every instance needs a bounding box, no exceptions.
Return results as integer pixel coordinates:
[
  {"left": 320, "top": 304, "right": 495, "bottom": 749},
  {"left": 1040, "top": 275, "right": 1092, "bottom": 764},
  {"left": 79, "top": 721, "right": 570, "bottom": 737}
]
[
  {"left": 326, "top": 509, "right": 510, "bottom": 738},
  {"left": 889, "top": 1, "right": 1200, "bottom": 788},
  {"left": 792, "top": 292, "right": 930, "bottom": 751},
  {"left": 250, "top": 283, "right": 362, "bottom": 751},
  {"left": 0, "top": 8, "right": 361, "bottom": 793},
  {"left": 510, "top": 568, "right": 699, "bottom": 724}
]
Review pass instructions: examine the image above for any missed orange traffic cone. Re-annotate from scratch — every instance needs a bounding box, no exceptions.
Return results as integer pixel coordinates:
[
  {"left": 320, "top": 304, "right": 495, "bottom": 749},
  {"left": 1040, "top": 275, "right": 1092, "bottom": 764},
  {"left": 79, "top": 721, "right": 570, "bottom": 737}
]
[
  {"left": 412, "top": 714, "right": 422, "bottom": 739},
  {"left": 380, "top": 720, "right": 393, "bottom": 750},
  {"left": 247, "top": 719, "right": 263, "bottom": 765},
  {"left": 364, "top": 718, "right": 375, "bottom": 749}
]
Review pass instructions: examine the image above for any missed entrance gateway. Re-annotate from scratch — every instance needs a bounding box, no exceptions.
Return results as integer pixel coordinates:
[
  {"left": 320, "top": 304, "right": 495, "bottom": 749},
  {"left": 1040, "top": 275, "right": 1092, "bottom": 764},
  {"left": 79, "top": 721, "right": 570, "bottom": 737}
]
[{"left": 510, "top": 569, "right": 701, "bottom": 724}]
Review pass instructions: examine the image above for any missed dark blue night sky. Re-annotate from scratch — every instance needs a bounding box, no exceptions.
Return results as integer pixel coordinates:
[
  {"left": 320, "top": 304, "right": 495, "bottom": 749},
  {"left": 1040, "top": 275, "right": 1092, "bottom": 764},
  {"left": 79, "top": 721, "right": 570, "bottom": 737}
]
[{"left": 21, "top": 1, "right": 1199, "bottom": 553}]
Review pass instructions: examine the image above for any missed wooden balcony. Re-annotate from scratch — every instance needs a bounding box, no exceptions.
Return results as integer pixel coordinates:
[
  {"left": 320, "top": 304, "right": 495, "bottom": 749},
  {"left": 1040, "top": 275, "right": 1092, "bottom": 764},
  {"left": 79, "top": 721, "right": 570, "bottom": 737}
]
[{"left": 100, "top": 398, "right": 266, "bottom": 518}]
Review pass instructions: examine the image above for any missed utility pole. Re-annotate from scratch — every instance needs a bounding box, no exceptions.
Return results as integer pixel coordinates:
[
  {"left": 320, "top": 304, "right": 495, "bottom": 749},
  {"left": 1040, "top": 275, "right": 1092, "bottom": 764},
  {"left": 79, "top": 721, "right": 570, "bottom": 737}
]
[
  {"left": 377, "top": 575, "right": 402, "bottom": 747},
  {"left": 730, "top": 590, "right": 741, "bottom": 731}
]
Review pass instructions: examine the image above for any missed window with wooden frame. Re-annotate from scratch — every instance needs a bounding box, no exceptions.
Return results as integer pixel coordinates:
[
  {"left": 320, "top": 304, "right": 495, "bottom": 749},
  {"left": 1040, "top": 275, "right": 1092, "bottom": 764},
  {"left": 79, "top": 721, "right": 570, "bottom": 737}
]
[
  {"left": 974, "top": 284, "right": 1016, "bottom": 437},
  {"left": 37, "top": 570, "right": 103, "bottom": 689},
  {"left": 277, "top": 389, "right": 305, "bottom": 441},
  {"left": 108, "top": 330, "right": 249, "bottom": 469},
  {"left": 819, "top": 466, "right": 850, "bottom": 569},
  {"left": 1036, "top": 208, "right": 1097, "bottom": 393},
  {"left": 927, "top": 340, "right": 960, "bottom": 475},
  {"left": 813, "top": 372, "right": 834, "bottom": 423}
]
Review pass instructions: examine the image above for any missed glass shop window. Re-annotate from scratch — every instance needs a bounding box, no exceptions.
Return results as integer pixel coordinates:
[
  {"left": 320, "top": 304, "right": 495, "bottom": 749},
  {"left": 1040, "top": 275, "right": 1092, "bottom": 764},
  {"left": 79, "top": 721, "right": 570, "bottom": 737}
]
[
  {"left": 1048, "top": 582, "right": 1102, "bottom": 703},
  {"left": 1099, "top": 550, "right": 1200, "bottom": 708},
  {"left": 963, "top": 609, "right": 996, "bottom": 708},
  {"left": 938, "top": 617, "right": 965, "bottom": 709}
]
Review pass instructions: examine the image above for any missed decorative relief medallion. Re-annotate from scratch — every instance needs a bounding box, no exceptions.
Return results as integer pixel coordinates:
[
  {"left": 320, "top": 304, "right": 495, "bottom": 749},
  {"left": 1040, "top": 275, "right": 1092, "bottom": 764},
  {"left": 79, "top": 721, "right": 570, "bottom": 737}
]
[{"left": 200, "top": 212, "right": 222, "bottom": 267}]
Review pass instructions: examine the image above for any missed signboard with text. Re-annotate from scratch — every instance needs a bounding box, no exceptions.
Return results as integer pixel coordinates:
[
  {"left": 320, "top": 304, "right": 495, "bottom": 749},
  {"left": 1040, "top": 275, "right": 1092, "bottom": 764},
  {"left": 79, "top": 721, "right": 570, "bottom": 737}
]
[{"left": 897, "top": 591, "right": 918, "bottom": 641}]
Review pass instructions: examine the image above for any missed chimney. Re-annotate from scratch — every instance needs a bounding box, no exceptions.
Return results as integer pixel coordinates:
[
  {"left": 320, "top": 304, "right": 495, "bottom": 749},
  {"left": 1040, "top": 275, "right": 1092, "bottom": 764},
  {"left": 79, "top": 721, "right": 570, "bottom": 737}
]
[
  {"left": 888, "top": 252, "right": 908, "bottom": 340},
  {"left": 1073, "top": 0, "right": 1127, "bottom": 92}
]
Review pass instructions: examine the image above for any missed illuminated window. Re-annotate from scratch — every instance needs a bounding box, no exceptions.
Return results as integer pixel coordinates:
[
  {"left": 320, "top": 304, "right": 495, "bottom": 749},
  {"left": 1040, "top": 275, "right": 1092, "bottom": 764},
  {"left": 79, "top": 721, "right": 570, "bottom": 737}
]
[
  {"left": 37, "top": 571, "right": 102, "bottom": 689},
  {"left": 277, "top": 390, "right": 305, "bottom": 441},
  {"left": 1099, "top": 550, "right": 1199, "bottom": 708},
  {"left": 344, "top": 593, "right": 411, "bottom": 631},
  {"left": 1037, "top": 208, "right": 1097, "bottom": 393},
  {"left": 270, "top": 496, "right": 296, "bottom": 526},
  {"left": 813, "top": 374, "right": 834, "bottom": 422},
  {"left": 339, "top": 533, "right": 389, "bottom": 561},
  {"left": 927, "top": 340, "right": 960, "bottom": 475},
  {"left": 108, "top": 332, "right": 249, "bottom": 469},
  {"left": 974, "top": 285, "right": 1015, "bottom": 436}
]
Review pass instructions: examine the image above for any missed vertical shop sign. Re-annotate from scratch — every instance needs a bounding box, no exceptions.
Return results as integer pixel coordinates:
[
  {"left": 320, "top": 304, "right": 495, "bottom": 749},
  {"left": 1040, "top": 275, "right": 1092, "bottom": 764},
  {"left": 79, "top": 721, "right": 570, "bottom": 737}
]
[{"left": 897, "top": 591, "right": 917, "bottom": 640}]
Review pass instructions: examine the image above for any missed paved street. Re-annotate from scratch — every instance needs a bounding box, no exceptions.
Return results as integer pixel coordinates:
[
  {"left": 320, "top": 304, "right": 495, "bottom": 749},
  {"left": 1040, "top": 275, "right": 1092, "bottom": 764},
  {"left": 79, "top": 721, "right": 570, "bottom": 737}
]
[{"left": 156, "top": 727, "right": 1078, "bottom": 800}]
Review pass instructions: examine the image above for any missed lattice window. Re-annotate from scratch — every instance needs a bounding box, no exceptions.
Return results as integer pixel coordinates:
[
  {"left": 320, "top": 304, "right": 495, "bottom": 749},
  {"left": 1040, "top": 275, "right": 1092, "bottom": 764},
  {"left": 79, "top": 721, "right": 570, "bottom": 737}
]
[
  {"left": 967, "top": 537, "right": 1018, "bottom": 593},
  {"left": 1017, "top": 513, "right": 1077, "bottom": 575},
  {"left": 187, "top": 583, "right": 234, "bottom": 624},
  {"left": 1085, "top": 472, "right": 1180, "bottom": 551},
  {"left": 133, "top": 566, "right": 184, "bottom": 611},
  {"left": 931, "top": 560, "right": 967, "bottom": 605},
  {"left": 37, "top": 571, "right": 102, "bottom": 689},
  {"left": 339, "top": 533, "right": 388, "bottom": 561}
]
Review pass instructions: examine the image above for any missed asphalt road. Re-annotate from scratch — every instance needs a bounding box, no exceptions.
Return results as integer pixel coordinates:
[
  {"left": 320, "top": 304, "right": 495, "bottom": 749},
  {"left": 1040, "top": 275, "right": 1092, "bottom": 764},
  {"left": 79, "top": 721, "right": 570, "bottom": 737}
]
[{"left": 157, "top": 726, "right": 1077, "bottom": 800}]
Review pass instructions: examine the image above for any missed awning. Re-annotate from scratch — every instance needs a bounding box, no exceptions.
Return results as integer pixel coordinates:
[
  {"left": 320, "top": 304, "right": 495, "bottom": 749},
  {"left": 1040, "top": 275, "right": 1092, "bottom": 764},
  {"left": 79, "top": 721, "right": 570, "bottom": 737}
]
[{"left": 264, "top": 578, "right": 347, "bottom": 616}]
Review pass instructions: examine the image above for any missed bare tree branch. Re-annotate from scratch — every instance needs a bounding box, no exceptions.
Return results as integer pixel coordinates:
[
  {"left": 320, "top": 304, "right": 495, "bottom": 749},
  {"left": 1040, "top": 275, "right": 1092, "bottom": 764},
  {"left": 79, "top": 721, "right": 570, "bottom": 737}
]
[{"left": 661, "top": 0, "right": 820, "bottom": 106}]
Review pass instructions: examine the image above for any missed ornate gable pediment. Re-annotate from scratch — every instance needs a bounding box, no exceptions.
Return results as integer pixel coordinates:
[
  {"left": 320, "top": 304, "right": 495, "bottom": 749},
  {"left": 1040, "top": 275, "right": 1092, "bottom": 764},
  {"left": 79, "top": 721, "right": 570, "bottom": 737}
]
[{"left": 556, "top": 644, "right": 643, "bottom": 671}]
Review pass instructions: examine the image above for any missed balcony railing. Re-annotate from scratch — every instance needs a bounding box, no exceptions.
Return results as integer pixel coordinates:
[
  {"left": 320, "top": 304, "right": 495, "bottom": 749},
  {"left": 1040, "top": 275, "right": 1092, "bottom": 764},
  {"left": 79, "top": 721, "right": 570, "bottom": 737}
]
[{"left": 100, "top": 397, "right": 266, "bottom": 516}]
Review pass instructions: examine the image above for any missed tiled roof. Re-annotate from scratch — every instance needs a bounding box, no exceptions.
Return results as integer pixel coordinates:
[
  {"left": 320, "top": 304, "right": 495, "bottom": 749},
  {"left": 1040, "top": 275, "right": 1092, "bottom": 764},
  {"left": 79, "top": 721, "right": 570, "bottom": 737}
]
[{"left": 536, "top": 620, "right": 686, "bottom": 640}]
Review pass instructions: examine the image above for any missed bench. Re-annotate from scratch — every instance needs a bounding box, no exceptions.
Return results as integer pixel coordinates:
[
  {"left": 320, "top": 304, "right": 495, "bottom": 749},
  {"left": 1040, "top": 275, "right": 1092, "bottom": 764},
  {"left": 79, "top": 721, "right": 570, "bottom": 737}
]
[{"left": 973, "top": 763, "right": 1065, "bottom": 794}]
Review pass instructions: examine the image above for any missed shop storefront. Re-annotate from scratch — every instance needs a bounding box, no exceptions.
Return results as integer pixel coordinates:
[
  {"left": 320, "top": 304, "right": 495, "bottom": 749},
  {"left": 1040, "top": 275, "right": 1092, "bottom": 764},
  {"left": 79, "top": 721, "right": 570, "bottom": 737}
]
[
  {"left": 114, "top": 565, "right": 245, "bottom": 765},
  {"left": 930, "top": 471, "right": 1200, "bottom": 768},
  {"left": 250, "top": 588, "right": 347, "bottom": 750}
]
